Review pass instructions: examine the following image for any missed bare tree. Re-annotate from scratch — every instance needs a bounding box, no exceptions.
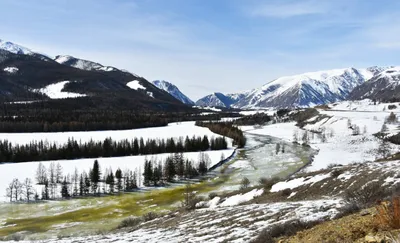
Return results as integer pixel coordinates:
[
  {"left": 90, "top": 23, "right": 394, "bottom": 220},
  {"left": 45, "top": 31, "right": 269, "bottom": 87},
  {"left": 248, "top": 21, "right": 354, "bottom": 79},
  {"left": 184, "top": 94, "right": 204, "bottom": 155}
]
[
  {"left": 56, "top": 162, "right": 63, "bottom": 183},
  {"left": 48, "top": 162, "right": 56, "bottom": 184},
  {"left": 35, "top": 162, "right": 47, "bottom": 184},
  {"left": 13, "top": 179, "right": 22, "bottom": 201},
  {"left": 292, "top": 130, "right": 299, "bottom": 143},
  {"left": 23, "top": 178, "right": 34, "bottom": 202},
  {"left": 73, "top": 167, "right": 79, "bottom": 196},
  {"left": 275, "top": 143, "right": 281, "bottom": 155},
  {"left": 6, "top": 180, "right": 15, "bottom": 202},
  {"left": 302, "top": 131, "right": 309, "bottom": 145}
]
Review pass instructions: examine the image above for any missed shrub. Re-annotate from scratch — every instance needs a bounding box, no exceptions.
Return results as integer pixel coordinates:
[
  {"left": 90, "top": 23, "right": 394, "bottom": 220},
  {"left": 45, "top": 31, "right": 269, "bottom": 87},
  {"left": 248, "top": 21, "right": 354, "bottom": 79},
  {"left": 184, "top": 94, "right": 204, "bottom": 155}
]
[
  {"left": 344, "top": 181, "right": 389, "bottom": 208},
  {"left": 334, "top": 202, "right": 360, "bottom": 219},
  {"left": 250, "top": 229, "right": 274, "bottom": 243},
  {"left": 142, "top": 212, "right": 159, "bottom": 222},
  {"left": 281, "top": 188, "right": 292, "bottom": 197},
  {"left": 259, "top": 177, "right": 280, "bottom": 191},
  {"left": 240, "top": 177, "right": 250, "bottom": 190},
  {"left": 376, "top": 196, "right": 400, "bottom": 229},
  {"left": 388, "top": 105, "right": 397, "bottom": 110},
  {"left": 208, "top": 192, "right": 218, "bottom": 200},
  {"left": 251, "top": 219, "right": 322, "bottom": 242},
  {"left": 330, "top": 169, "right": 342, "bottom": 178},
  {"left": 118, "top": 216, "right": 142, "bottom": 229}
]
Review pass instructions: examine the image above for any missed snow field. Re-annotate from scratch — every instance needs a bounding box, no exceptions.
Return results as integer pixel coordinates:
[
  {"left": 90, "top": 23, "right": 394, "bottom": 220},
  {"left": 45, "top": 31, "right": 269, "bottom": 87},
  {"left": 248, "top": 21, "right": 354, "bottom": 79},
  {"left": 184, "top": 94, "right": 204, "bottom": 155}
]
[
  {"left": 244, "top": 101, "right": 400, "bottom": 172},
  {"left": 0, "top": 150, "right": 234, "bottom": 202},
  {"left": 0, "top": 122, "right": 235, "bottom": 202},
  {"left": 0, "top": 121, "right": 233, "bottom": 147}
]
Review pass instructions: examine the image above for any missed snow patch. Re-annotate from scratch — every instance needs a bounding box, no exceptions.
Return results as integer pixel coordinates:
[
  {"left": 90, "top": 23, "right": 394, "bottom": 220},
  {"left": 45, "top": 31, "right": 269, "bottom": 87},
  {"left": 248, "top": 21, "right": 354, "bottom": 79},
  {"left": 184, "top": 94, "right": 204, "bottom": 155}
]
[
  {"left": 34, "top": 81, "right": 86, "bottom": 99},
  {"left": 3, "top": 67, "right": 18, "bottom": 74},
  {"left": 127, "top": 81, "right": 146, "bottom": 90},
  {"left": 219, "top": 189, "right": 263, "bottom": 207},
  {"left": 271, "top": 174, "right": 331, "bottom": 192}
]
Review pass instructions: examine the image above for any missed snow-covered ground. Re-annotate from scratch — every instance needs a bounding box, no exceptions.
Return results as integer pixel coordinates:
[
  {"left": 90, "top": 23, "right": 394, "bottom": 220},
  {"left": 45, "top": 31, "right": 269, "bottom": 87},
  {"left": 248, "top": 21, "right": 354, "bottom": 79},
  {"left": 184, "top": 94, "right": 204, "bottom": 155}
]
[
  {"left": 329, "top": 99, "right": 400, "bottom": 112},
  {"left": 6, "top": 199, "right": 344, "bottom": 243},
  {"left": 244, "top": 101, "right": 400, "bottom": 172},
  {"left": 0, "top": 122, "right": 235, "bottom": 202},
  {"left": 0, "top": 149, "right": 234, "bottom": 202},
  {"left": 33, "top": 81, "right": 86, "bottom": 99},
  {"left": 239, "top": 109, "right": 276, "bottom": 116},
  {"left": 0, "top": 122, "right": 233, "bottom": 147}
]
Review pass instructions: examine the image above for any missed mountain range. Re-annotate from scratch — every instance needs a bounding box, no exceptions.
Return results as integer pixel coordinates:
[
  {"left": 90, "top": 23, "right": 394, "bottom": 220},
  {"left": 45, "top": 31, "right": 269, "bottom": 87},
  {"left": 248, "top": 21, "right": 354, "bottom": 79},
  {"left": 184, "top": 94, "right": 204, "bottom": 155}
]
[
  {"left": 0, "top": 39, "right": 189, "bottom": 111},
  {"left": 1, "top": 38, "right": 399, "bottom": 110},
  {"left": 196, "top": 66, "right": 398, "bottom": 108}
]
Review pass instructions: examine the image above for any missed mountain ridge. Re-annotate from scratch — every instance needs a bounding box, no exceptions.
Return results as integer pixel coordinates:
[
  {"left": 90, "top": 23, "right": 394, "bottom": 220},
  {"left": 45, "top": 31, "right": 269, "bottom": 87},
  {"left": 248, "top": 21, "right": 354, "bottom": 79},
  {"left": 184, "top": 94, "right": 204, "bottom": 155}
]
[
  {"left": 152, "top": 80, "right": 194, "bottom": 105},
  {"left": 197, "top": 67, "right": 392, "bottom": 109}
]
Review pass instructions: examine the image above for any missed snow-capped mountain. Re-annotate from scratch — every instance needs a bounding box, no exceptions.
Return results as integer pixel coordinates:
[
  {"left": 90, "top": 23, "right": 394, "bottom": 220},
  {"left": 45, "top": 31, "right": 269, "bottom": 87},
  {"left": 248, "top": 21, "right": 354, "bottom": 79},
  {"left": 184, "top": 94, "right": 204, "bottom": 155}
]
[
  {"left": 0, "top": 39, "right": 53, "bottom": 62},
  {"left": 0, "top": 39, "right": 189, "bottom": 111},
  {"left": 152, "top": 80, "right": 194, "bottom": 105},
  {"left": 198, "top": 67, "right": 390, "bottom": 109},
  {"left": 196, "top": 92, "right": 247, "bottom": 108},
  {"left": 0, "top": 39, "right": 33, "bottom": 55},
  {"left": 54, "top": 55, "right": 118, "bottom": 72},
  {"left": 349, "top": 66, "right": 400, "bottom": 101}
]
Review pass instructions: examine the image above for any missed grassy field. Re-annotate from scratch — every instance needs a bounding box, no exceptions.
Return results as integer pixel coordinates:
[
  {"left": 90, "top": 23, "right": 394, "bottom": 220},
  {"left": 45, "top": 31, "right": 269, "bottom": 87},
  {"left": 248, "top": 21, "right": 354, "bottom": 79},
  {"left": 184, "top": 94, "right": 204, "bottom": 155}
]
[{"left": 0, "top": 170, "right": 233, "bottom": 239}]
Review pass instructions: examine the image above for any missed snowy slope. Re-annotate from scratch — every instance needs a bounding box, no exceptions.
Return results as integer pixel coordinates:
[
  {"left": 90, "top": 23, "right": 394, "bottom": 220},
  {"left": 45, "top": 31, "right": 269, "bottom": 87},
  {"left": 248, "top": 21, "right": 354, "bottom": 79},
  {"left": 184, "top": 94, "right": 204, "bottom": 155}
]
[
  {"left": 54, "top": 55, "right": 118, "bottom": 72},
  {"left": 349, "top": 66, "right": 400, "bottom": 101},
  {"left": 152, "top": 80, "right": 194, "bottom": 105},
  {"left": 197, "top": 67, "right": 390, "bottom": 109},
  {"left": 0, "top": 39, "right": 33, "bottom": 55},
  {"left": 235, "top": 67, "right": 385, "bottom": 108}
]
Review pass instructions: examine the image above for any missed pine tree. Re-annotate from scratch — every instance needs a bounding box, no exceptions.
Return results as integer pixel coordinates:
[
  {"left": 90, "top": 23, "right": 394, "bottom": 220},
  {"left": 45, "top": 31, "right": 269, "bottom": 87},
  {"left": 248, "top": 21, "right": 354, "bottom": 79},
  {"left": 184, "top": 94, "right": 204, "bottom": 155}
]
[
  {"left": 115, "top": 168, "right": 122, "bottom": 192},
  {"left": 91, "top": 160, "right": 101, "bottom": 194},
  {"left": 79, "top": 174, "right": 84, "bottom": 196},
  {"left": 165, "top": 156, "right": 176, "bottom": 182},
  {"left": 61, "top": 177, "right": 70, "bottom": 198},
  {"left": 84, "top": 174, "right": 91, "bottom": 195}
]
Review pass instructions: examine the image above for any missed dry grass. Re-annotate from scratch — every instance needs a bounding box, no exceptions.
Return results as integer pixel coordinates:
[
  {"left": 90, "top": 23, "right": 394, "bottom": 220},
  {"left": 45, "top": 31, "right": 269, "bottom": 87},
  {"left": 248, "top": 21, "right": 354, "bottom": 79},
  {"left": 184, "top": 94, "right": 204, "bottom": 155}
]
[{"left": 376, "top": 197, "right": 400, "bottom": 229}]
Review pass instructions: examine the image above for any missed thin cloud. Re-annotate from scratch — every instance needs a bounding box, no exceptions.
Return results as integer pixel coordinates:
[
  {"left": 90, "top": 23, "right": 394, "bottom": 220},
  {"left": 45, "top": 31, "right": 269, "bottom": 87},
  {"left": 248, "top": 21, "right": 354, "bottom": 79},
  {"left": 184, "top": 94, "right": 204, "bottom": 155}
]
[{"left": 249, "top": 1, "right": 329, "bottom": 18}]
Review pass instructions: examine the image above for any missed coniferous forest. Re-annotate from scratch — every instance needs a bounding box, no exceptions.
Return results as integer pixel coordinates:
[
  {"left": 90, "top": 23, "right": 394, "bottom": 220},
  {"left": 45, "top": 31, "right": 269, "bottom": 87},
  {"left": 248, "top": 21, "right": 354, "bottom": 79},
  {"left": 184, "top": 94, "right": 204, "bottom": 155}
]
[
  {"left": 195, "top": 121, "right": 246, "bottom": 148},
  {"left": 0, "top": 135, "right": 228, "bottom": 163},
  {"left": 0, "top": 107, "right": 242, "bottom": 133}
]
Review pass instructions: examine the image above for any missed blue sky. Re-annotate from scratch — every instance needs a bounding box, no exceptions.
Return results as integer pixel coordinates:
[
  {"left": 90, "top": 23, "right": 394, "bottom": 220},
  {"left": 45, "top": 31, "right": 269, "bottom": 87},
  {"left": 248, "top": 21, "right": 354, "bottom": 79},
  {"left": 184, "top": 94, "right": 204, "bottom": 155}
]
[{"left": 1, "top": 0, "right": 400, "bottom": 100}]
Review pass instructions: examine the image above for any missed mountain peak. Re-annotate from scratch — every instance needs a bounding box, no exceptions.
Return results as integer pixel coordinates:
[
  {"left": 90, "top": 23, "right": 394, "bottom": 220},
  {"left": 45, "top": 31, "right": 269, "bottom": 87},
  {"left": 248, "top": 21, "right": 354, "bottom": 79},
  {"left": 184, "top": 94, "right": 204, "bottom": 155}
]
[
  {"left": 152, "top": 80, "right": 194, "bottom": 105},
  {"left": 0, "top": 39, "right": 33, "bottom": 55}
]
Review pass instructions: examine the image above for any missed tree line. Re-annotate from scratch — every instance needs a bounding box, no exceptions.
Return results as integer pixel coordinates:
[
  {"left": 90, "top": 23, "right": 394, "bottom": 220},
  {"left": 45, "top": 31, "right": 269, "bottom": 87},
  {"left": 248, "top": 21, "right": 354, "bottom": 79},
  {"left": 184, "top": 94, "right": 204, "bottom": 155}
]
[
  {"left": 233, "top": 113, "right": 271, "bottom": 126},
  {"left": 0, "top": 135, "right": 227, "bottom": 163},
  {"left": 0, "top": 108, "right": 242, "bottom": 133},
  {"left": 195, "top": 121, "right": 246, "bottom": 148},
  {"left": 6, "top": 152, "right": 215, "bottom": 202}
]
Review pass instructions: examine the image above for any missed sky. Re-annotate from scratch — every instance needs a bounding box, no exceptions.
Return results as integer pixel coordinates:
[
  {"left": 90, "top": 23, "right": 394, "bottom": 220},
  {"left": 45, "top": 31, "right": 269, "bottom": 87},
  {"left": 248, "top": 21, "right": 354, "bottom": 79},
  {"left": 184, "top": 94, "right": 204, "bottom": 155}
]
[{"left": 1, "top": 0, "right": 400, "bottom": 100}]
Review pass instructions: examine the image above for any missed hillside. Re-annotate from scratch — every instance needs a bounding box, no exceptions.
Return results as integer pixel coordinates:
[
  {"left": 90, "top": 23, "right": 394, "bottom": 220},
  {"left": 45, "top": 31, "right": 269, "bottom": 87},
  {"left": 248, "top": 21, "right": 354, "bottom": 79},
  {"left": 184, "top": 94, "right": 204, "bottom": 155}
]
[
  {"left": 0, "top": 40, "right": 190, "bottom": 112},
  {"left": 197, "top": 67, "right": 390, "bottom": 109},
  {"left": 152, "top": 80, "right": 194, "bottom": 105},
  {"left": 349, "top": 66, "right": 400, "bottom": 102}
]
